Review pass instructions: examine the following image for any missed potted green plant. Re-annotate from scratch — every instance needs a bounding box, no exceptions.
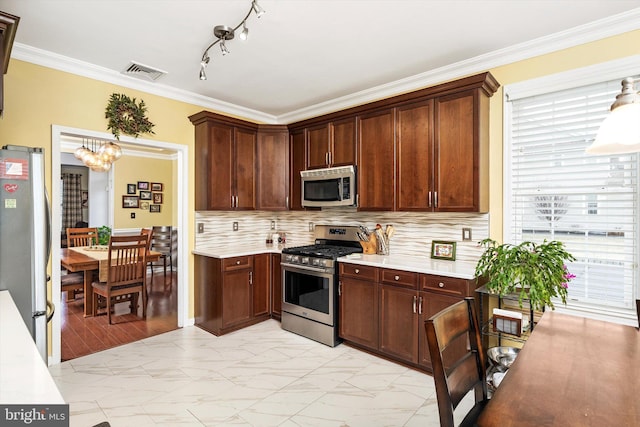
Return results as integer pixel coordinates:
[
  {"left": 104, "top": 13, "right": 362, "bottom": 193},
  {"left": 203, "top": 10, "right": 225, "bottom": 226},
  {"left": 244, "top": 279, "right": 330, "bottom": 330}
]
[
  {"left": 97, "top": 225, "right": 111, "bottom": 246},
  {"left": 474, "top": 238, "right": 576, "bottom": 311}
]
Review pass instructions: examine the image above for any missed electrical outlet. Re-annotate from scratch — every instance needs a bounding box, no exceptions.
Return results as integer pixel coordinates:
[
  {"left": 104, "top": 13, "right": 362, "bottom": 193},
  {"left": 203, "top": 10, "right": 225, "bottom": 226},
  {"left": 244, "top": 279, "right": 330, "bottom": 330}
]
[
  {"left": 233, "top": 221, "right": 239, "bottom": 231},
  {"left": 271, "top": 220, "right": 276, "bottom": 230},
  {"left": 309, "top": 222, "right": 314, "bottom": 232},
  {"left": 197, "top": 223, "right": 204, "bottom": 233},
  {"left": 462, "top": 227, "right": 472, "bottom": 241}
]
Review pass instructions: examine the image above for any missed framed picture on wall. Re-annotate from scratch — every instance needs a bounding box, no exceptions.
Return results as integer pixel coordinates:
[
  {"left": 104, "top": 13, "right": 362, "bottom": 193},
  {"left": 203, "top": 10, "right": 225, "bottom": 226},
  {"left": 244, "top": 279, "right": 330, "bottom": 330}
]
[
  {"left": 151, "top": 182, "right": 163, "bottom": 191},
  {"left": 140, "top": 201, "right": 150, "bottom": 210},
  {"left": 153, "top": 193, "right": 163, "bottom": 204},
  {"left": 139, "top": 190, "right": 152, "bottom": 200},
  {"left": 122, "top": 195, "right": 139, "bottom": 208},
  {"left": 150, "top": 204, "right": 161, "bottom": 213},
  {"left": 127, "top": 184, "right": 136, "bottom": 194},
  {"left": 137, "top": 181, "right": 149, "bottom": 190}
]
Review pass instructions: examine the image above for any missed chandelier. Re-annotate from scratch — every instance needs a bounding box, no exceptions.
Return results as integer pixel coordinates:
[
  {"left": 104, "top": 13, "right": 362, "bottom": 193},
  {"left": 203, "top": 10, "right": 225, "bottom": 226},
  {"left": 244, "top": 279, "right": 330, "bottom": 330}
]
[
  {"left": 199, "top": 0, "right": 265, "bottom": 80},
  {"left": 74, "top": 138, "right": 122, "bottom": 172}
]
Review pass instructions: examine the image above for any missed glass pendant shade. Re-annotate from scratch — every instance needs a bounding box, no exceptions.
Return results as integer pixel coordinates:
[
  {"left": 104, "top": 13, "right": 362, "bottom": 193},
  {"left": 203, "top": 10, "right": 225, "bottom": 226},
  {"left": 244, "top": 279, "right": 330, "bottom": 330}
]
[
  {"left": 74, "top": 146, "right": 89, "bottom": 160},
  {"left": 98, "top": 142, "right": 122, "bottom": 162},
  {"left": 587, "top": 103, "right": 640, "bottom": 154}
]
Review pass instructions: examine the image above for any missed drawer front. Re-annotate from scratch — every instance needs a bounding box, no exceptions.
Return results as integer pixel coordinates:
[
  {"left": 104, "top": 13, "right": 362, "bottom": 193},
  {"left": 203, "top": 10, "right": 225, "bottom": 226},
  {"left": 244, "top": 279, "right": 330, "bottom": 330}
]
[
  {"left": 223, "top": 256, "right": 253, "bottom": 271},
  {"left": 340, "top": 263, "right": 378, "bottom": 281},
  {"left": 420, "top": 274, "right": 470, "bottom": 296},
  {"left": 381, "top": 268, "right": 418, "bottom": 289}
]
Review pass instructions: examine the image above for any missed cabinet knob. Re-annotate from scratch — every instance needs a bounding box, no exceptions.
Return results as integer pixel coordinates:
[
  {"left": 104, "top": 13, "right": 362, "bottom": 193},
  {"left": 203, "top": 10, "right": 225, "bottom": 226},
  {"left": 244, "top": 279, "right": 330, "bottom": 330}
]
[
  {"left": 438, "top": 282, "right": 445, "bottom": 288},
  {"left": 236, "top": 260, "right": 241, "bottom": 265},
  {"left": 395, "top": 275, "right": 400, "bottom": 281},
  {"left": 355, "top": 268, "right": 360, "bottom": 274}
]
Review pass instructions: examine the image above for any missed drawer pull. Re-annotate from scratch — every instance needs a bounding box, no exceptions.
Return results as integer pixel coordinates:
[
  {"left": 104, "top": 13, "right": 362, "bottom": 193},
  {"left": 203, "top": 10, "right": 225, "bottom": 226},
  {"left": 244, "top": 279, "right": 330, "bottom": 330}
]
[
  {"left": 438, "top": 282, "right": 445, "bottom": 288},
  {"left": 395, "top": 275, "right": 400, "bottom": 281},
  {"left": 355, "top": 268, "right": 360, "bottom": 274},
  {"left": 236, "top": 260, "right": 241, "bottom": 265}
]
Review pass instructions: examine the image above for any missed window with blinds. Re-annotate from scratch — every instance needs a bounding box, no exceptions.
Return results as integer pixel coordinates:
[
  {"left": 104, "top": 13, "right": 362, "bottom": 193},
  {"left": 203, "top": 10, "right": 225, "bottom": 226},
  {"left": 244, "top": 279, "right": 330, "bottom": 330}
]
[{"left": 506, "top": 77, "right": 638, "bottom": 319}]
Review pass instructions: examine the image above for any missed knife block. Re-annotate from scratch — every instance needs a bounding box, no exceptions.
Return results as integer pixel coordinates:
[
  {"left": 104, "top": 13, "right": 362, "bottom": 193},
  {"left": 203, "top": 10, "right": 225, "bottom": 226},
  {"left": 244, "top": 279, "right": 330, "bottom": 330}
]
[{"left": 359, "top": 232, "right": 377, "bottom": 254}]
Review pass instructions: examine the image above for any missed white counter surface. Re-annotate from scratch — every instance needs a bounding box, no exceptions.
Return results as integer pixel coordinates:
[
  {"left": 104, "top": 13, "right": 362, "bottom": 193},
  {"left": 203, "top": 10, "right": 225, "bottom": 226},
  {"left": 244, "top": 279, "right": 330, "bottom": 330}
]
[
  {"left": 193, "top": 245, "right": 477, "bottom": 279},
  {"left": 193, "top": 244, "right": 284, "bottom": 259},
  {"left": 338, "top": 253, "right": 478, "bottom": 279},
  {"left": 0, "top": 290, "right": 65, "bottom": 404}
]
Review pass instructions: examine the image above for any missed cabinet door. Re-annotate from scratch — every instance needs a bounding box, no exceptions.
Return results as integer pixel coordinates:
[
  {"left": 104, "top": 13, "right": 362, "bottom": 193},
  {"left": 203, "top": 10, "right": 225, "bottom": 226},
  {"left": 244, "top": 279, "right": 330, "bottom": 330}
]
[
  {"left": 331, "top": 117, "right": 356, "bottom": 167},
  {"left": 257, "top": 127, "right": 289, "bottom": 210},
  {"left": 252, "top": 254, "right": 270, "bottom": 318},
  {"left": 396, "top": 100, "right": 434, "bottom": 211},
  {"left": 434, "top": 91, "right": 477, "bottom": 211},
  {"left": 208, "top": 123, "right": 234, "bottom": 210},
  {"left": 339, "top": 277, "right": 378, "bottom": 349},
  {"left": 417, "top": 292, "right": 461, "bottom": 369},
  {"left": 271, "top": 254, "right": 282, "bottom": 318},
  {"left": 289, "top": 130, "right": 306, "bottom": 211},
  {"left": 379, "top": 285, "right": 418, "bottom": 363},
  {"left": 307, "top": 124, "right": 330, "bottom": 169},
  {"left": 222, "top": 269, "right": 252, "bottom": 328},
  {"left": 358, "top": 109, "right": 395, "bottom": 211},
  {"left": 234, "top": 128, "right": 256, "bottom": 210}
]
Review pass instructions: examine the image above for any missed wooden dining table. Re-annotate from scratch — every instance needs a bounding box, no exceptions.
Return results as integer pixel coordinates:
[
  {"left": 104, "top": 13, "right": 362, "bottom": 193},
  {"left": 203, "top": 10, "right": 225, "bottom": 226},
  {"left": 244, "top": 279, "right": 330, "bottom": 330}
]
[
  {"left": 477, "top": 311, "right": 640, "bottom": 427},
  {"left": 60, "top": 247, "right": 161, "bottom": 317}
]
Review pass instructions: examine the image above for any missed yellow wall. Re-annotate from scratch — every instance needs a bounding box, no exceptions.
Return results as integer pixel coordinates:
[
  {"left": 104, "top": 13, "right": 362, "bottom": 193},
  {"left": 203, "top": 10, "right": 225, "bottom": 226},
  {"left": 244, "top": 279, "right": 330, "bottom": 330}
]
[
  {"left": 2, "top": 28, "right": 640, "bottom": 320},
  {"left": 113, "top": 155, "right": 175, "bottom": 229}
]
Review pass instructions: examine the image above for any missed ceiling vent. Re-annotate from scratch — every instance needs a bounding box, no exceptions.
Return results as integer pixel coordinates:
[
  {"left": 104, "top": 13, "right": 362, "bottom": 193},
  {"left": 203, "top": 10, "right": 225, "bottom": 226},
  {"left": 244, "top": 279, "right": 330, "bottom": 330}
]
[{"left": 121, "top": 61, "right": 167, "bottom": 82}]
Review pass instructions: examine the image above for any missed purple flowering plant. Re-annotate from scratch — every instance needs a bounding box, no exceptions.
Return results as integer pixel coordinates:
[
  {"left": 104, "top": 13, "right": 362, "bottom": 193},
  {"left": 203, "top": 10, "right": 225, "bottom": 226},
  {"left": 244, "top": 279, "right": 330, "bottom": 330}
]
[{"left": 475, "top": 239, "right": 576, "bottom": 311}]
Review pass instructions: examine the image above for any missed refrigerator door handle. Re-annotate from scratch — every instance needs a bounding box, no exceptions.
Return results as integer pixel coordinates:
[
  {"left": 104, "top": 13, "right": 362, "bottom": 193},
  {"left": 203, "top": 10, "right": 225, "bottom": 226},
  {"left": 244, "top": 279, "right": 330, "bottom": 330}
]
[
  {"left": 44, "top": 187, "right": 52, "bottom": 263},
  {"left": 46, "top": 300, "right": 55, "bottom": 323}
]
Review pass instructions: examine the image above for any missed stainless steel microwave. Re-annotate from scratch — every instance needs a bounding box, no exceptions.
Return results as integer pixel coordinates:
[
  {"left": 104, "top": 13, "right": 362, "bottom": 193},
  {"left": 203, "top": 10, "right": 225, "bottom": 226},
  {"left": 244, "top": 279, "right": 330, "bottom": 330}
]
[{"left": 301, "top": 165, "right": 356, "bottom": 208}]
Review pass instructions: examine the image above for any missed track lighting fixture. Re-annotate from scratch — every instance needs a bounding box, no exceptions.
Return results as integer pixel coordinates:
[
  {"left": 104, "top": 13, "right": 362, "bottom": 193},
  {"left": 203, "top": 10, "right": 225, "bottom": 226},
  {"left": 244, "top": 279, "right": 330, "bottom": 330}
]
[{"left": 198, "top": 0, "right": 265, "bottom": 80}]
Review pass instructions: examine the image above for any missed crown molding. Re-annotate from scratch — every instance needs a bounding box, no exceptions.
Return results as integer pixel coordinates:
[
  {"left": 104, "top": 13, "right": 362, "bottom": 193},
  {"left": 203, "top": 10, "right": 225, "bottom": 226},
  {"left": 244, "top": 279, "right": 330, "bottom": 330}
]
[{"left": 13, "top": 8, "right": 640, "bottom": 125}]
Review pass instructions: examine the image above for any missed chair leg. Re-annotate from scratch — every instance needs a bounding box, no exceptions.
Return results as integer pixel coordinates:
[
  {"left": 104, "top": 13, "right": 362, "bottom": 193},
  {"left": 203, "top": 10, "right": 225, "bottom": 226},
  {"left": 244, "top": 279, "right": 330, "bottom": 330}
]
[
  {"left": 92, "top": 291, "right": 98, "bottom": 317},
  {"left": 142, "top": 287, "right": 147, "bottom": 320},
  {"left": 107, "top": 295, "right": 112, "bottom": 324}
]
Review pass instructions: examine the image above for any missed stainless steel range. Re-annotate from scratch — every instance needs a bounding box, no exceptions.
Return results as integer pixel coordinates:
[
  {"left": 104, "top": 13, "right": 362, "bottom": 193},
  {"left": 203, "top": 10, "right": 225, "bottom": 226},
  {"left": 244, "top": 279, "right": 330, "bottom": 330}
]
[{"left": 281, "top": 225, "right": 363, "bottom": 347}]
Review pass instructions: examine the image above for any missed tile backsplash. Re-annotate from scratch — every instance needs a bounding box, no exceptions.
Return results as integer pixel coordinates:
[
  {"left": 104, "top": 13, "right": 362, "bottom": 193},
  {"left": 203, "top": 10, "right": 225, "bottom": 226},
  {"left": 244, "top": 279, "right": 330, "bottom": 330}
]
[{"left": 195, "top": 209, "right": 489, "bottom": 264}]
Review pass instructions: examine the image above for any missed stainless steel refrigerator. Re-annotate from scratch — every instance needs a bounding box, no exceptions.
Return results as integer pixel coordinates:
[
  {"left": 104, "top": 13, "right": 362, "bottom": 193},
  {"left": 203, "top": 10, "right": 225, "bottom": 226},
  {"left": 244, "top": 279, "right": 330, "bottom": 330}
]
[{"left": 0, "top": 145, "right": 52, "bottom": 363}]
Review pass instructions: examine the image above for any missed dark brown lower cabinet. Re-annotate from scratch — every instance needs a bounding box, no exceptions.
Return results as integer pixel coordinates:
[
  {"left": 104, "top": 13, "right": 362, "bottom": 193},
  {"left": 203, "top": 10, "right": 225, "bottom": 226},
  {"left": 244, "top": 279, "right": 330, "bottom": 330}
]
[
  {"left": 339, "top": 263, "right": 478, "bottom": 372},
  {"left": 195, "top": 254, "right": 270, "bottom": 336}
]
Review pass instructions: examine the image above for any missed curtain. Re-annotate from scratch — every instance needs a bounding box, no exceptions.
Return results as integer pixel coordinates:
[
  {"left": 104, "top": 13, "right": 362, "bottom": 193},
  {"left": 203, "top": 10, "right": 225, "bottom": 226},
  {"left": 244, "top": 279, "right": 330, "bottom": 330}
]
[{"left": 62, "top": 173, "right": 83, "bottom": 230}]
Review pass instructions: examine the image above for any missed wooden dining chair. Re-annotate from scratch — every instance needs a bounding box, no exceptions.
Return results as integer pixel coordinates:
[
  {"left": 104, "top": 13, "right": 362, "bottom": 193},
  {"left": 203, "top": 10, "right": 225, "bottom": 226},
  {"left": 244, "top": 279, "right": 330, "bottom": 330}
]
[
  {"left": 61, "top": 227, "right": 100, "bottom": 301},
  {"left": 425, "top": 297, "right": 488, "bottom": 427},
  {"left": 150, "top": 225, "right": 173, "bottom": 290},
  {"left": 67, "top": 227, "right": 99, "bottom": 247},
  {"left": 91, "top": 234, "right": 148, "bottom": 324}
]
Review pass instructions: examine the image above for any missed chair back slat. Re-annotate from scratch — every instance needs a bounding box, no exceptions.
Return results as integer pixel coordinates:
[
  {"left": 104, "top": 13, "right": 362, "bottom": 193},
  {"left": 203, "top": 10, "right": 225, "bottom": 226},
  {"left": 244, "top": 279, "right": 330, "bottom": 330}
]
[
  {"left": 67, "top": 227, "right": 99, "bottom": 247},
  {"left": 151, "top": 226, "right": 173, "bottom": 255}
]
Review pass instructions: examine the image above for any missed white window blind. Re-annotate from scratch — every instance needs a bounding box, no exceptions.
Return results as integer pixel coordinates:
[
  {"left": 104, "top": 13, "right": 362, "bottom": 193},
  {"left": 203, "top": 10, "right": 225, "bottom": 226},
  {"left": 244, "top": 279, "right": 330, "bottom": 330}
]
[{"left": 507, "top": 77, "right": 638, "bottom": 319}]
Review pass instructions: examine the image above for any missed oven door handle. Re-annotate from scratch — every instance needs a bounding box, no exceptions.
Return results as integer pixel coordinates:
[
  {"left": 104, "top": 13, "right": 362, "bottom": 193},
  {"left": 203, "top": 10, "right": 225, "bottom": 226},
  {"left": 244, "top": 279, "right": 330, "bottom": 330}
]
[{"left": 281, "top": 263, "right": 330, "bottom": 274}]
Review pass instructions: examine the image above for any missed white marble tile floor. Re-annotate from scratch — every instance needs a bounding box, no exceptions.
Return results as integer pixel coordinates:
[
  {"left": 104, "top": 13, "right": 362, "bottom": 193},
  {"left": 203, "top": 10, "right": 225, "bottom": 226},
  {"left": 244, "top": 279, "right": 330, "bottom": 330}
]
[{"left": 49, "top": 320, "right": 471, "bottom": 427}]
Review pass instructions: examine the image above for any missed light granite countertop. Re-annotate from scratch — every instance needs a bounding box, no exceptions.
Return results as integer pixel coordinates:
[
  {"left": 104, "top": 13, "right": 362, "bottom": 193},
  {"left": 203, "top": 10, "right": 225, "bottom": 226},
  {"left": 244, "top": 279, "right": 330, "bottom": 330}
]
[
  {"left": 0, "top": 290, "right": 65, "bottom": 404},
  {"left": 193, "top": 246, "right": 478, "bottom": 279}
]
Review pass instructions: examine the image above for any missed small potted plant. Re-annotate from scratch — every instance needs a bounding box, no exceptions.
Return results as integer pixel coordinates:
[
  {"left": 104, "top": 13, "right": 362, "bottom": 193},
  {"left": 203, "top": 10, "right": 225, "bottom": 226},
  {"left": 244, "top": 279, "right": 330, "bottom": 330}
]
[
  {"left": 97, "top": 225, "right": 112, "bottom": 246},
  {"left": 475, "top": 238, "right": 576, "bottom": 311}
]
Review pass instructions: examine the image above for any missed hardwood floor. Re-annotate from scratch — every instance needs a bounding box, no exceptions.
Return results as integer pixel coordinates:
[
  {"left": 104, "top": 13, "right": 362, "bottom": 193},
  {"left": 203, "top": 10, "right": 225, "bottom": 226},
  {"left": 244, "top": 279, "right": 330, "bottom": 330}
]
[{"left": 60, "top": 270, "right": 178, "bottom": 361}]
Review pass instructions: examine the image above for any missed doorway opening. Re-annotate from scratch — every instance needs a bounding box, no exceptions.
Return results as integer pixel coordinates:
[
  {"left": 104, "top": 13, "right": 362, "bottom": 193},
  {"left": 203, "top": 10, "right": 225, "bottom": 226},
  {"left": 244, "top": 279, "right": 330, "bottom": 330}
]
[{"left": 50, "top": 125, "right": 190, "bottom": 365}]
